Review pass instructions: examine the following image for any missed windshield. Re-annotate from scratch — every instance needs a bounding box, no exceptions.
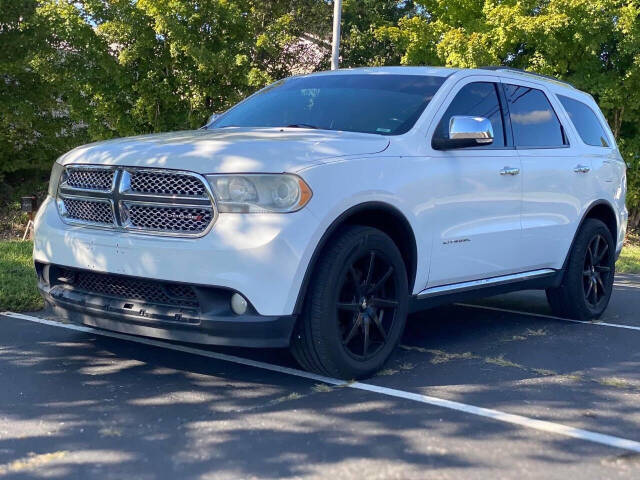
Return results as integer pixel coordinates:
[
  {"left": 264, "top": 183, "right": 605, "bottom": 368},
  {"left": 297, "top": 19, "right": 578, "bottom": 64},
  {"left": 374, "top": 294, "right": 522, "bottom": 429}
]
[{"left": 211, "top": 74, "right": 447, "bottom": 135}]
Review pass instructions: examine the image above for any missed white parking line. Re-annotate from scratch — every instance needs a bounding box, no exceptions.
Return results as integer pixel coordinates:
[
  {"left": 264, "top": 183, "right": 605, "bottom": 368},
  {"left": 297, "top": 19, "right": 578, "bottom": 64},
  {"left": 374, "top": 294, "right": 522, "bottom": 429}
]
[
  {"left": 613, "top": 280, "right": 640, "bottom": 290},
  {"left": 3, "top": 311, "right": 640, "bottom": 454},
  {"left": 456, "top": 303, "right": 640, "bottom": 332}
]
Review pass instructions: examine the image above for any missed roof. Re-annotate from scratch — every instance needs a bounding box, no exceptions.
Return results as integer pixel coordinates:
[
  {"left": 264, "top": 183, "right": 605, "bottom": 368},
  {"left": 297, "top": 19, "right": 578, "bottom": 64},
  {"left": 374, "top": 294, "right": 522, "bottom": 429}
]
[
  {"left": 300, "top": 66, "right": 575, "bottom": 90},
  {"left": 476, "top": 66, "right": 576, "bottom": 89},
  {"left": 301, "top": 66, "right": 459, "bottom": 78}
]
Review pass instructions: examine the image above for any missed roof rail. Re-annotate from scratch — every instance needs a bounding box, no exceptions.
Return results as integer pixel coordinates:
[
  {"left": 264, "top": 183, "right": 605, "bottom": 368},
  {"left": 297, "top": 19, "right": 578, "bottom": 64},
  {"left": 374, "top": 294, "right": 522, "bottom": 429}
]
[{"left": 478, "top": 66, "right": 575, "bottom": 89}]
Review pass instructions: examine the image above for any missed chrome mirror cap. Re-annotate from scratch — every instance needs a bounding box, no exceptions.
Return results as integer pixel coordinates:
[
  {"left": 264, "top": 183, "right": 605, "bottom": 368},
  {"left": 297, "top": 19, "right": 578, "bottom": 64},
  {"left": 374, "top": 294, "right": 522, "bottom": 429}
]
[{"left": 449, "top": 116, "right": 494, "bottom": 144}]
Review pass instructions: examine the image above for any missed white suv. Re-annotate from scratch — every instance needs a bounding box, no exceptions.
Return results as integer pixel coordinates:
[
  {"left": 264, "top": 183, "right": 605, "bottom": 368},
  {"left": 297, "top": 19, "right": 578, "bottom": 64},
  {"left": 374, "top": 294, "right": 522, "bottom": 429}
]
[{"left": 35, "top": 67, "right": 627, "bottom": 378}]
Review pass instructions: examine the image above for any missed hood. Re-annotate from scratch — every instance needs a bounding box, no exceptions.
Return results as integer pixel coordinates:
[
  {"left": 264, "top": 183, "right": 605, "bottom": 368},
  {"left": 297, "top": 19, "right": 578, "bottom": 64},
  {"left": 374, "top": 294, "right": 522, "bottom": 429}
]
[{"left": 58, "top": 127, "right": 390, "bottom": 173}]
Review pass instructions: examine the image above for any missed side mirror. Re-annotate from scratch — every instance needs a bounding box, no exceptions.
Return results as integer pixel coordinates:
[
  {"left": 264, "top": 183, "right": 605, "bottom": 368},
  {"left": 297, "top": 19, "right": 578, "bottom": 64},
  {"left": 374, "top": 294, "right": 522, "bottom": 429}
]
[
  {"left": 201, "top": 112, "right": 224, "bottom": 130},
  {"left": 432, "top": 116, "right": 494, "bottom": 150}
]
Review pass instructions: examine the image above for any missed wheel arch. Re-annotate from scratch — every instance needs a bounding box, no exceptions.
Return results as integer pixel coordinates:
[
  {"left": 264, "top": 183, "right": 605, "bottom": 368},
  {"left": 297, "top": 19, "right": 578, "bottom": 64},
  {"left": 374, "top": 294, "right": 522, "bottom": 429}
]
[
  {"left": 562, "top": 199, "right": 618, "bottom": 270},
  {"left": 584, "top": 201, "right": 618, "bottom": 240},
  {"left": 293, "top": 202, "right": 418, "bottom": 315}
]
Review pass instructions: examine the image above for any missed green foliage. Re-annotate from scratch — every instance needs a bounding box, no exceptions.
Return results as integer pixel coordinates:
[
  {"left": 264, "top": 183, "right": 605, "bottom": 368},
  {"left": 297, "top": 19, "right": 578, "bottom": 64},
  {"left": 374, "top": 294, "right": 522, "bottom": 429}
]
[
  {"left": 374, "top": 0, "right": 640, "bottom": 227},
  {"left": 0, "top": 241, "right": 43, "bottom": 312},
  {"left": 0, "top": 0, "right": 89, "bottom": 182},
  {"left": 1, "top": 0, "right": 640, "bottom": 227},
  {"left": 340, "top": 1, "right": 417, "bottom": 67},
  {"left": 617, "top": 241, "right": 640, "bottom": 274},
  {"left": 0, "top": 0, "right": 333, "bottom": 191}
]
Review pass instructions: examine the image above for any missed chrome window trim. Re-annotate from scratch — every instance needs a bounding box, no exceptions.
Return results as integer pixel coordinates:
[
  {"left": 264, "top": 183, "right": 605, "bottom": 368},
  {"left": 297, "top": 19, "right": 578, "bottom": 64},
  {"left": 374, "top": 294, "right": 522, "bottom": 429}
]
[{"left": 55, "top": 165, "right": 218, "bottom": 238}]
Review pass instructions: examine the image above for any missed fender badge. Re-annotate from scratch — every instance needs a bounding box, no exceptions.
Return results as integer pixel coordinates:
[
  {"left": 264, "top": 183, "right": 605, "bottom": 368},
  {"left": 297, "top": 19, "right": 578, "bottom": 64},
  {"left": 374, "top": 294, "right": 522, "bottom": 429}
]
[{"left": 443, "top": 238, "right": 471, "bottom": 245}]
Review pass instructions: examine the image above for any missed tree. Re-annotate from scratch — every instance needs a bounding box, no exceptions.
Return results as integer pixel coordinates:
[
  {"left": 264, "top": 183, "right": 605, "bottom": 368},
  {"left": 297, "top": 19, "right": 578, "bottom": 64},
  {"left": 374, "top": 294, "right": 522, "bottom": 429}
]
[
  {"left": 374, "top": 0, "right": 640, "bottom": 228},
  {"left": 340, "top": 0, "right": 418, "bottom": 67},
  {"left": 2, "top": 0, "right": 639, "bottom": 230},
  {"left": 0, "top": 0, "right": 333, "bottom": 199},
  {"left": 33, "top": 0, "right": 332, "bottom": 134},
  {"left": 0, "top": 0, "right": 89, "bottom": 195}
]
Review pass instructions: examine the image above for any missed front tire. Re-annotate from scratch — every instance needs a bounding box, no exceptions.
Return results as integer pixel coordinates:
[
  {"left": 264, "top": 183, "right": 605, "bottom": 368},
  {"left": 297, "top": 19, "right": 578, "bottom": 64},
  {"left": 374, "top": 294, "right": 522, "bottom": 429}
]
[
  {"left": 290, "top": 226, "right": 409, "bottom": 379},
  {"left": 546, "top": 218, "right": 615, "bottom": 320}
]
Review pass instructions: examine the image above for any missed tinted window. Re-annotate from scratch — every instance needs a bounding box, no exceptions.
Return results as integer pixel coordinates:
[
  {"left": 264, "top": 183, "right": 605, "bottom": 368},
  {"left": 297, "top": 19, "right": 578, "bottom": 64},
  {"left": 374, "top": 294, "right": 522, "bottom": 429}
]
[
  {"left": 504, "top": 84, "right": 567, "bottom": 147},
  {"left": 213, "top": 74, "right": 446, "bottom": 135},
  {"left": 558, "top": 95, "right": 610, "bottom": 147},
  {"left": 434, "top": 82, "right": 505, "bottom": 147}
]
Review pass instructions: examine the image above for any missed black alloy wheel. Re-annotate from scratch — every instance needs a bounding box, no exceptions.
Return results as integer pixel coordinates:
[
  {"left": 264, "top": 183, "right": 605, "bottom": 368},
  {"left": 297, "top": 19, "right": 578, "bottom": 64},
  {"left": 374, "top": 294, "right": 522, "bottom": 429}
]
[
  {"left": 337, "top": 250, "right": 400, "bottom": 360},
  {"left": 546, "top": 218, "right": 615, "bottom": 320},
  {"left": 290, "top": 225, "right": 409, "bottom": 379},
  {"left": 582, "top": 233, "right": 613, "bottom": 308}
]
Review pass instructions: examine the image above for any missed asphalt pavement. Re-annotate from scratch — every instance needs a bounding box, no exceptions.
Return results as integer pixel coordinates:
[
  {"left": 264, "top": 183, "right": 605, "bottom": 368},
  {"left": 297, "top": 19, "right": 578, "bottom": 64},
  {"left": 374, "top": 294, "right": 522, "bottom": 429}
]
[{"left": 1, "top": 275, "right": 640, "bottom": 479}]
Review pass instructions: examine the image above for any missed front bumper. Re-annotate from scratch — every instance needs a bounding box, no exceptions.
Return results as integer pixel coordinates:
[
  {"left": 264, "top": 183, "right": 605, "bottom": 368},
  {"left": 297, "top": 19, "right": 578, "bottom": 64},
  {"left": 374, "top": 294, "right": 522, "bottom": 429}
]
[
  {"left": 37, "top": 264, "right": 296, "bottom": 348},
  {"left": 33, "top": 195, "right": 321, "bottom": 316}
]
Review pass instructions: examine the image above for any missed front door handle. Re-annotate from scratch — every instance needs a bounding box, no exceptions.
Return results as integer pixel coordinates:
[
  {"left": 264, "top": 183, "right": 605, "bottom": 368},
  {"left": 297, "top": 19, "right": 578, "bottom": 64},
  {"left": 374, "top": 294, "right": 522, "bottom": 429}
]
[
  {"left": 500, "top": 167, "right": 520, "bottom": 176},
  {"left": 574, "top": 164, "right": 591, "bottom": 174}
]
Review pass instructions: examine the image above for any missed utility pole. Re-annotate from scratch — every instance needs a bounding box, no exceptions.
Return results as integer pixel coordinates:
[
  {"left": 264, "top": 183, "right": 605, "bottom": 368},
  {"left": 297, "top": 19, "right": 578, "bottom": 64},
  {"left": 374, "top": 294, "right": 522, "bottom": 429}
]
[{"left": 331, "top": 0, "right": 342, "bottom": 70}]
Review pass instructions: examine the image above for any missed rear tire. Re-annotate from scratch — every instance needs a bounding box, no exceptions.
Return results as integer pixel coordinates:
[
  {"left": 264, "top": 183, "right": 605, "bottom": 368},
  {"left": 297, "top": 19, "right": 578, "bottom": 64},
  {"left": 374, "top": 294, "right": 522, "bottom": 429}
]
[
  {"left": 290, "top": 226, "right": 409, "bottom": 379},
  {"left": 546, "top": 218, "right": 615, "bottom": 320}
]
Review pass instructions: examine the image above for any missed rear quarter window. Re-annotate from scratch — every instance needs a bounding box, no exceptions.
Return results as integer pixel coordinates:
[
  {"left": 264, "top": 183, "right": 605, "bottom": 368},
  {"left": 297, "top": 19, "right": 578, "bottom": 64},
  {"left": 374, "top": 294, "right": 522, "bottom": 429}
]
[{"left": 558, "top": 95, "right": 610, "bottom": 147}]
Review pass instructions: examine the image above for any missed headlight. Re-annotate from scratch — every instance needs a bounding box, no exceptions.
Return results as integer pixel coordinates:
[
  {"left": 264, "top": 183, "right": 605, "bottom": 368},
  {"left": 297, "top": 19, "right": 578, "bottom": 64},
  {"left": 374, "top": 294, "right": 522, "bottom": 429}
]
[
  {"left": 48, "top": 162, "right": 65, "bottom": 197},
  {"left": 206, "top": 174, "right": 312, "bottom": 213}
]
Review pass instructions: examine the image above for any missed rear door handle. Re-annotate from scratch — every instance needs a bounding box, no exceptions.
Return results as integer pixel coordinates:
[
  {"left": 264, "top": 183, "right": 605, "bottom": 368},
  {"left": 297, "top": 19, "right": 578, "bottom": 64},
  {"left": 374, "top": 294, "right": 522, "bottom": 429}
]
[
  {"left": 500, "top": 167, "right": 520, "bottom": 176},
  {"left": 574, "top": 164, "right": 591, "bottom": 174}
]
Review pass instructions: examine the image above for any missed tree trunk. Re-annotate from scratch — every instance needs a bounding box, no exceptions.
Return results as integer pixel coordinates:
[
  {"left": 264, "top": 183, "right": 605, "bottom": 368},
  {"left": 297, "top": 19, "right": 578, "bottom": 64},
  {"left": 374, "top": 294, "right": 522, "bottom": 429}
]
[
  {"left": 613, "top": 106, "right": 624, "bottom": 139},
  {"left": 629, "top": 207, "right": 640, "bottom": 232}
]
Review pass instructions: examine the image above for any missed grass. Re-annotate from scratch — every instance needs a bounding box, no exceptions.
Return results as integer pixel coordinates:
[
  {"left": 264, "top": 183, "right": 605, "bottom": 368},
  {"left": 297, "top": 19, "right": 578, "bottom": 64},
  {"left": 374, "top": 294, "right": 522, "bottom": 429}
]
[
  {"left": 0, "top": 234, "right": 639, "bottom": 314},
  {"left": 616, "top": 241, "right": 640, "bottom": 274},
  {"left": 0, "top": 241, "right": 43, "bottom": 312}
]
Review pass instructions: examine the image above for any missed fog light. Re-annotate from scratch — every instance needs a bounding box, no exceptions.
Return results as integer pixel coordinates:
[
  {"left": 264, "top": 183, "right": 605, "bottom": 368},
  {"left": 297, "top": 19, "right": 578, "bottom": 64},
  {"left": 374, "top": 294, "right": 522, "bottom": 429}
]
[{"left": 230, "top": 293, "right": 248, "bottom": 315}]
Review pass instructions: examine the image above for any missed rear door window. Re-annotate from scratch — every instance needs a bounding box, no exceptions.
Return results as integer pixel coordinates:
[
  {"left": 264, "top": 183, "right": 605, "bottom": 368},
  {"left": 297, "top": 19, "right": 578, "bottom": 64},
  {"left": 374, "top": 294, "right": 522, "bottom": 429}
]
[
  {"left": 504, "top": 84, "right": 567, "bottom": 148},
  {"left": 558, "top": 95, "right": 610, "bottom": 147}
]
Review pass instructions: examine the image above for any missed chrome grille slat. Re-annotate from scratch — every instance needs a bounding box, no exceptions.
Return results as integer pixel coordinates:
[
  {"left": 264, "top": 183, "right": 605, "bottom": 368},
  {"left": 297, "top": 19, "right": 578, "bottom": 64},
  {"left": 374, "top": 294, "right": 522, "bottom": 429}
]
[
  {"left": 129, "top": 170, "right": 206, "bottom": 197},
  {"left": 61, "top": 198, "right": 115, "bottom": 225},
  {"left": 124, "top": 203, "right": 213, "bottom": 234},
  {"left": 66, "top": 168, "right": 115, "bottom": 191},
  {"left": 56, "top": 166, "right": 217, "bottom": 237}
]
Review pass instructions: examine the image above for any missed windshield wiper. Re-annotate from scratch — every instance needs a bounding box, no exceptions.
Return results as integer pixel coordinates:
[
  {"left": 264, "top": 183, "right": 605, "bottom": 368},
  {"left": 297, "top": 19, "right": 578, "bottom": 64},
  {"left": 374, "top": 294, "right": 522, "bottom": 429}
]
[{"left": 285, "top": 123, "right": 318, "bottom": 129}]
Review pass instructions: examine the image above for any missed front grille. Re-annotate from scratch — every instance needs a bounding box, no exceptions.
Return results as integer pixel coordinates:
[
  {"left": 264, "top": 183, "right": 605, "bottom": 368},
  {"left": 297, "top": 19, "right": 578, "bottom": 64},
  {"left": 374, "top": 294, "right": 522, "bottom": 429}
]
[
  {"left": 126, "top": 205, "right": 213, "bottom": 233},
  {"left": 62, "top": 198, "right": 114, "bottom": 224},
  {"left": 66, "top": 168, "right": 114, "bottom": 191},
  {"left": 56, "top": 166, "right": 216, "bottom": 237},
  {"left": 74, "top": 271, "right": 198, "bottom": 308},
  {"left": 129, "top": 171, "right": 206, "bottom": 196}
]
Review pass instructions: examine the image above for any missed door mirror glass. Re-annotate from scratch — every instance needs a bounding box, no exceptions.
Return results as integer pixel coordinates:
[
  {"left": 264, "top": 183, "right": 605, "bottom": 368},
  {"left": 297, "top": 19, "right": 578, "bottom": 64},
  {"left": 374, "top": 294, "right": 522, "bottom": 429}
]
[{"left": 434, "top": 116, "right": 494, "bottom": 149}]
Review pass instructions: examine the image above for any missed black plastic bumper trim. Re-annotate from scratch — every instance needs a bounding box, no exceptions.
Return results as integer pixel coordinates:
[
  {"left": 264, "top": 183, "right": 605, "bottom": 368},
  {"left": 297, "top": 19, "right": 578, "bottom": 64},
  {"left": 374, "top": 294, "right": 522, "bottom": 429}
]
[{"left": 38, "top": 283, "right": 296, "bottom": 349}]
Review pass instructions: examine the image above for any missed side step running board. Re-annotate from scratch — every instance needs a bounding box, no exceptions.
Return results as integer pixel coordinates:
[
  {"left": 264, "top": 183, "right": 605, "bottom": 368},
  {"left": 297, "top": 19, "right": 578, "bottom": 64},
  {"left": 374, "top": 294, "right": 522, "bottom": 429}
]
[{"left": 416, "top": 269, "right": 557, "bottom": 299}]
